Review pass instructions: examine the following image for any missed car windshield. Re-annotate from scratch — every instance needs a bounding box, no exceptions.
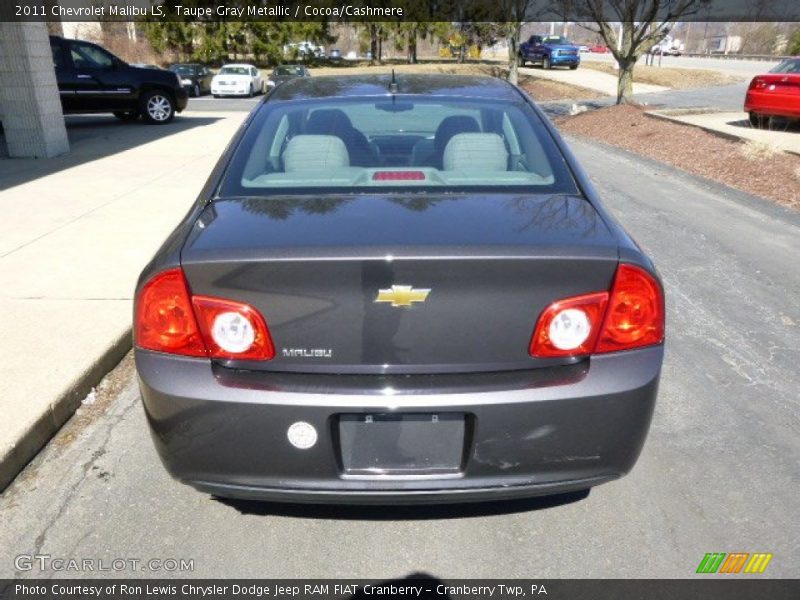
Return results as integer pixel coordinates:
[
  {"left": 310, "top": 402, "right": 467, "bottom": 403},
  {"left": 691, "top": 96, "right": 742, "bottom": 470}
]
[
  {"left": 543, "top": 36, "right": 571, "bottom": 45},
  {"left": 275, "top": 66, "right": 303, "bottom": 76},
  {"left": 769, "top": 58, "right": 800, "bottom": 74},
  {"left": 219, "top": 66, "right": 250, "bottom": 75},
  {"left": 220, "top": 96, "right": 578, "bottom": 196},
  {"left": 170, "top": 65, "right": 196, "bottom": 74}
]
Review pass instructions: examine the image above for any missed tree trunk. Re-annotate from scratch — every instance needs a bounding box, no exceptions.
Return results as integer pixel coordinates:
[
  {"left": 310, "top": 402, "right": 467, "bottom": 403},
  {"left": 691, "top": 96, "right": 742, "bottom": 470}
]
[
  {"left": 370, "top": 32, "right": 378, "bottom": 65},
  {"left": 616, "top": 61, "right": 635, "bottom": 104},
  {"left": 408, "top": 37, "right": 417, "bottom": 64},
  {"left": 507, "top": 27, "right": 520, "bottom": 85}
]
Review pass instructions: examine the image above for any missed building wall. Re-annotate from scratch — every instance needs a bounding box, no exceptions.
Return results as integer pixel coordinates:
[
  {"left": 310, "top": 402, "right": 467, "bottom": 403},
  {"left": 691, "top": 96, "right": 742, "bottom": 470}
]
[{"left": 0, "top": 22, "right": 69, "bottom": 158}]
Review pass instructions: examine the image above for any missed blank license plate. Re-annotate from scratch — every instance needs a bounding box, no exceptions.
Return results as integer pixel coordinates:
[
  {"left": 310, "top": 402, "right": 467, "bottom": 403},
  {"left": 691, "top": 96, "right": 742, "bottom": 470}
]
[{"left": 338, "top": 413, "right": 466, "bottom": 476}]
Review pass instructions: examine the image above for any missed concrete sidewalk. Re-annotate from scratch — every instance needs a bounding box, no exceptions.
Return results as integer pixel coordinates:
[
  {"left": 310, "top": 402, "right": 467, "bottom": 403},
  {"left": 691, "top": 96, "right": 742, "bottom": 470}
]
[
  {"left": 648, "top": 109, "right": 800, "bottom": 156},
  {"left": 521, "top": 64, "right": 668, "bottom": 96},
  {"left": 0, "top": 111, "right": 247, "bottom": 490}
]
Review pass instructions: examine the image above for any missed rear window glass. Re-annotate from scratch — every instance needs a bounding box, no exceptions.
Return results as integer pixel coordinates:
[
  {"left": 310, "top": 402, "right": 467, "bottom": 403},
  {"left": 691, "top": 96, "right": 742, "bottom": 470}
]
[
  {"left": 770, "top": 59, "right": 799, "bottom": 74},
  {"left": 275, "top": 66, "right": 304, "bottom": 76},
  {"left": 219, "top": 96, "right": 578, "bottom": 196}
]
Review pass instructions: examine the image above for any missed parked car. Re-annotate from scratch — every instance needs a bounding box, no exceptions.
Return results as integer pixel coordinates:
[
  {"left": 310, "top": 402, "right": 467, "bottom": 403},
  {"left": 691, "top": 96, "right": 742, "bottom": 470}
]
[
  {"left": 745, "top": 57, "right": 800, "bottom": 128},
  {"left": 329, "top": 48, "right": 342, "bottom": 61},
  {"left": 211, "top": 64, "right": 264, "bottom": 98},
  {"left": 49, "top": 35, "right": 188, "bottom": 124},
  {"left": 135, "top": 73, "right": 665, "bottom": 504},
  {"left": 169, "top": 63, "right": 214, "bottom": 97},
  {"left": 266, "top": 65, "right": 311, "bottom": 90},
  {"left": 519, "top": 35, "right": 581, "bottom": 70},
  {"left": 131, "top": 63, "right": 161, "bottom": 70},
  {"left": 588, "top": 44, "right": 610, "bottom": 53}
]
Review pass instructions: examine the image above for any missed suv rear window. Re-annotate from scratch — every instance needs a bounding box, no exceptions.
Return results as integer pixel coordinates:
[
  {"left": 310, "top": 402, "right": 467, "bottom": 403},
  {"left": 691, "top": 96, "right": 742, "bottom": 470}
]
[{"left": 220, "top": 96, "right": 578, "bottom": 196}]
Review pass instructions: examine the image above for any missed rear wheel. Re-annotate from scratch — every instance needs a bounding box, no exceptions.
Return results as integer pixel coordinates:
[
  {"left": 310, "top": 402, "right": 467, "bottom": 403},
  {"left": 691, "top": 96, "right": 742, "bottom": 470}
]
[
  {"left": 569, "top": 64, "right": 579, "bottom": 70},
  {"left": 248, "top": 84, "right": 254, "bottom": 98},
  {"left": 543, "top": 56, "right": 551, "bottom": 70},
  {"left": 113, "top": 111, "right": 138, "bottom": 122},
  {"left": 192, "top": 83, "right": 201, "bottom": 97},
  {"left": 140, "top": 90, "right": 175, "bottom": 124},
  {"left": 749, "top": 112, "right": 765, "bottom": 128}
]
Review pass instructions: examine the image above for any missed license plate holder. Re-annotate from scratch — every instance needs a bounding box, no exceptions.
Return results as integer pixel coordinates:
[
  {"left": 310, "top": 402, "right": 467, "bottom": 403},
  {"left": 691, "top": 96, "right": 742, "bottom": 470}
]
[{"left": 338, "top": 413, "right": 466, "bottom": 476}]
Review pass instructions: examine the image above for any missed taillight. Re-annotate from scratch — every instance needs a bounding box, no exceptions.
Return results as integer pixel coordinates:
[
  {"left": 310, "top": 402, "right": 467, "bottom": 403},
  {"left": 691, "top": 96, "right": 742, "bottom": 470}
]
[
  {"left": 135, "top": 268, "right": 207, "bottom": 356},
  {"left": 192, "top": 296, "right": 275, "bottom": 360},
  {"left": 595, "top": 263, "right": 664, "bottom": 353},
  {"left": 529, "top": 292, "right": 609, "bottom": 357},
  {"left": 135, "top": 268, "right": 274, "bottom": 360},
  {"left": 529, "top": 263, "right": 664, "bottom": 358},
  {"left": 750, "top": 77, "right": 767, "bottom": 90}
]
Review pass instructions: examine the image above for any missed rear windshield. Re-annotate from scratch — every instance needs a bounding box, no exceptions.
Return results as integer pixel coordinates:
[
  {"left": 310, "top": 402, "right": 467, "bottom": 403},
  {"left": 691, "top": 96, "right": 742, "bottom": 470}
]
[
  {"left": 170, "top": 65, "right": 196, "bottom": 74},
  {"left": 219, "top": 96, "right": 578, "bottom": 196},
  {"left": 770, "top": 58, "right": 800, "bottom": 74}
]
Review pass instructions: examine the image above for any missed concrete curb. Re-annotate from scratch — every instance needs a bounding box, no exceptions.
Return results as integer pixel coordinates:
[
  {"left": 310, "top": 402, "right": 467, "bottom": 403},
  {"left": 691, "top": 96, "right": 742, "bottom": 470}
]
[{"left": 0, "top": 328, "right": 132, "bottom": 491}]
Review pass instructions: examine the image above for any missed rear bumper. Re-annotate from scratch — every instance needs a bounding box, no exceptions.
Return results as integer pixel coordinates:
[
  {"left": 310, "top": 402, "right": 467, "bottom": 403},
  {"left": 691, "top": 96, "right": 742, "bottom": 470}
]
[
  {"left": 211, "top": 87, "right": 250, "bottom": 96},
  {"left": 745, "top": 91, "right": 800, "bottom": 119},
  {"left": 136, "top": 346, "right": 661, "bottom": 504}
]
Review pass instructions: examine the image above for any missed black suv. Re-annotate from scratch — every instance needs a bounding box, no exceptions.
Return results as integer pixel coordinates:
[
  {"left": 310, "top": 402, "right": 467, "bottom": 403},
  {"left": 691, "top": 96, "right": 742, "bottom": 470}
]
[{"left": 49, "top": 36, "right": 188, "bottom": 124}]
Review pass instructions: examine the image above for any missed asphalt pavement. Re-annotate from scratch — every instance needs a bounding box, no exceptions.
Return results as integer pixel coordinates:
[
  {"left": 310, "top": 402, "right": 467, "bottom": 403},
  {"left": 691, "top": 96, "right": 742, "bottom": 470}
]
[{"left": 1, "top": 136, "right": 797, "bottom": 579}]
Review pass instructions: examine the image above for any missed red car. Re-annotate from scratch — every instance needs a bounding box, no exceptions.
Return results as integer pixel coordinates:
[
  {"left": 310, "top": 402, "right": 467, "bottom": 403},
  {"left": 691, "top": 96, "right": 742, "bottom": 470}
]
[
  {"left": 745, "top": 57, "right": 800, "bottom": 127},
  {"left": 588, "top": 44, "right": 610, "bottom": 53}
]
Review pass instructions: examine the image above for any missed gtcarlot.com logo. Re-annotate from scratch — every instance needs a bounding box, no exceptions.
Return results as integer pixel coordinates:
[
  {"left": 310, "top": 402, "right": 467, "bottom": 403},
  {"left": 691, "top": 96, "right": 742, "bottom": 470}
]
[
  {"left": 15, "top": 554, "right": 194, "bottom": 573},
  {"left": 696, "top": 552, "right": 773, "bottom": 574}
]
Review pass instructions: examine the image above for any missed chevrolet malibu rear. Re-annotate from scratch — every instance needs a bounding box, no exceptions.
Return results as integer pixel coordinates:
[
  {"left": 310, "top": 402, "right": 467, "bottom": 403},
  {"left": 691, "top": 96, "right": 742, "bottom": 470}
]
[{"left": 135, "top": 74, "right": 664, "bottom": 504}]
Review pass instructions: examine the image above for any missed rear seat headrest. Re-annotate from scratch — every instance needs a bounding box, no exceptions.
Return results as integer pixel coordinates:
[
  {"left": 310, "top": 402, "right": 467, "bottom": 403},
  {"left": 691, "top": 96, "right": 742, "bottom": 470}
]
[
  {"left": 283, "top": 135, "right": 350, "bottom": 172},
  {"left": 442, "top": 133, "right": 508, "bottom": 172}
]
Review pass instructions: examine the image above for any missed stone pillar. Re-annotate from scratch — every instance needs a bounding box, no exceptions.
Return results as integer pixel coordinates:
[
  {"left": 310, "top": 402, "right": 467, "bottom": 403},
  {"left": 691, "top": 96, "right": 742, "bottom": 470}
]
[{"left": 0, "top": 22, "right": 69, "bottom": 158}]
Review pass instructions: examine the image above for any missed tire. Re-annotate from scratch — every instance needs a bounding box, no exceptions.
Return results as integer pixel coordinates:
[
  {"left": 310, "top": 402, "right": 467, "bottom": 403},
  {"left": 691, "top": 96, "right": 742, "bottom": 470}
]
[
  {"left": 248, "top": 84, "right": 254, "bottom": 98},
  {"left": 543, "top": 56, "right": 551, "bottom": 70},
  {"left": 569, "top": 64, "right": 579, "bottom": 70},
  {"left": 113, "top": 111, "right": 138, "bottom": 122},
  {"left": 518, "top": 54, "right": 526, "bottom": 67},
  {"left": 213, "top": 94, "right": 220, "bottom": 99},
  {"left": 749, "top": 112, "right": 765, "bottom": 128},
  {"left": 192, "top": 83, "right": 200, "bottom": 98},
  {"left": 140, "top": 90, "right": 175, "bottom": 124}
]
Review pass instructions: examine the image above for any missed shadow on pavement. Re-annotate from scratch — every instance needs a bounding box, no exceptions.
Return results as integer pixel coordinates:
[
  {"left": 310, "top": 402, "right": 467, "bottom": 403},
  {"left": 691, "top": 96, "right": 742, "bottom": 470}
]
[
  {"left": 215, "top": 489, "right": 590, "bottom": 520},
  {"left": 727, "top": 117, "right": 800, "bottom": 133},
  {"left": 0, "top": 114, "right": 221, "bottom": 191}
]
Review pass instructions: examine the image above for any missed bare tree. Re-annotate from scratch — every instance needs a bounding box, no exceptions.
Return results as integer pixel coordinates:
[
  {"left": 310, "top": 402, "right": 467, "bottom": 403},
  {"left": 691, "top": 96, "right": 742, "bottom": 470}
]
[{"left": 564, "top": 0, "right": 709, "bottom": 103}]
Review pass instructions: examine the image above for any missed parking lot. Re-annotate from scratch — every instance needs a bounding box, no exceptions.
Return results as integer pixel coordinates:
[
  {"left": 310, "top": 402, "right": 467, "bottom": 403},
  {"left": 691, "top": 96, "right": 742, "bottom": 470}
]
[{"left": 1, "top": 122, "right": 797, "bottom": 578}]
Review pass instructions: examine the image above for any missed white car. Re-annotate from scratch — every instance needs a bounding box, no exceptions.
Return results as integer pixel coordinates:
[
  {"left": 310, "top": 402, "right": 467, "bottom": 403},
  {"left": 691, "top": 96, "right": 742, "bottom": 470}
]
[{"left": 211, "top": 64, "right": 264, "bottom": 98}]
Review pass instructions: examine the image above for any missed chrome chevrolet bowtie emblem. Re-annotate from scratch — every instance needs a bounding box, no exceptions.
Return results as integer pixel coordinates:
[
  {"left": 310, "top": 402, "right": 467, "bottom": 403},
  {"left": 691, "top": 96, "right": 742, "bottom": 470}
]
[{"left": 375, "top": 285, "right": 431, "bottom": 307}]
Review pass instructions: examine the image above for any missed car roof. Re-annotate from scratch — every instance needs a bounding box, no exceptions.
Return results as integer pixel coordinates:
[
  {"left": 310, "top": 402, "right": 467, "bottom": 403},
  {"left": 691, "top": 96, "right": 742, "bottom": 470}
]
[
  {"left": 267, "top": 73, "right": 522, "bottom": 102},
  {"left": 222, "top": 63, "right": 256, "bottom": 68}
]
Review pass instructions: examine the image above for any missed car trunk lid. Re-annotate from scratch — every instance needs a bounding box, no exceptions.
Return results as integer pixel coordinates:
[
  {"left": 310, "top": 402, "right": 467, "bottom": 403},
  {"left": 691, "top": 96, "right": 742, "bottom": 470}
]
[{"left": 181, "top": 194, "right": 620, "bottom": 374}]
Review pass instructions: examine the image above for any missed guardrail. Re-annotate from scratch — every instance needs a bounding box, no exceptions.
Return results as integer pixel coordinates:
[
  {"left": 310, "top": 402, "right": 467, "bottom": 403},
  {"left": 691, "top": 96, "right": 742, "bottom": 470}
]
[{"left": 683, "top": 53, "right": 792, "bottom": 62}]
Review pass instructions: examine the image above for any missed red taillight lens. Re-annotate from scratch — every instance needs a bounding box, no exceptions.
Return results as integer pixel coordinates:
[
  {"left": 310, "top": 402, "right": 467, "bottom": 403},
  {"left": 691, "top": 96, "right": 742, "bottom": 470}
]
[
  {"left": 529, "top": 292, "right": 609, "bottom": 357},
  {"left": 529, "top": 263, "right": 664, "bottom": 358},
  {"left": 192, "top": 296, "right": 275, "bottom": 360},
  {"left": 596, "top": 263, "right": 664, "bottom": 353},
  {"left": 135, "top": 268, "right": 274, "bottom": 360},
  {"left": 135, "top": 268, "right": 207, "bottom": 357},
  {"left": 750, "top": 77, "right": 767, "bottom": 90}
]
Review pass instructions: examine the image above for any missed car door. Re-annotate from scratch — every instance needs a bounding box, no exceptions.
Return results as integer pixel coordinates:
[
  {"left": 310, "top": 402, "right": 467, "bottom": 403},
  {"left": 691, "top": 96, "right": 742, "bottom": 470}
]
[
  {"left": 67, "top": 40, "right": 135, "bottom": 112},
  {"left": 50, "top": 38, "right": 79, "bottom": 111}
]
